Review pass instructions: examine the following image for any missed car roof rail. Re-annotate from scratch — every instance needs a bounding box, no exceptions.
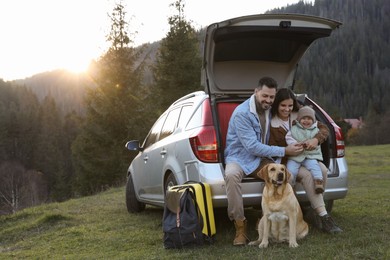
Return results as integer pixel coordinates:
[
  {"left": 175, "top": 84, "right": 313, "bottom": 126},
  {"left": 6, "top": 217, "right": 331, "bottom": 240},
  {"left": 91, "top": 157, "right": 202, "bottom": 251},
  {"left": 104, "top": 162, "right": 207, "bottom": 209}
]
[{"left": 170, "top": 91, "right": 206, "bottom": 106}]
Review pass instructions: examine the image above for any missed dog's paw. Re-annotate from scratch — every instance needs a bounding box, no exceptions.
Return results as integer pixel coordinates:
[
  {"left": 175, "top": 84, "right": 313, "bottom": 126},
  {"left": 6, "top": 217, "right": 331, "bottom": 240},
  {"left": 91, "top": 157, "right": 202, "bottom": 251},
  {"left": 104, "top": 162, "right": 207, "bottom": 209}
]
[
  {"left": 289, "top": 241, "right": 299, "bottom": 248},
  {"left": 259, "top": 242, "right": 268, "bottom": 248},
  {"left": 248, "top": 240, "right": 260, "bottom": 246}
]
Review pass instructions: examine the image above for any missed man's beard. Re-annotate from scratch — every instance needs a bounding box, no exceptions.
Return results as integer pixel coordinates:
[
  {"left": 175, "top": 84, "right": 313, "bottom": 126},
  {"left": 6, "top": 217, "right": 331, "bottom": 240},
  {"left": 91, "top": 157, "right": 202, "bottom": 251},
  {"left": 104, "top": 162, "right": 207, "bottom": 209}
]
[
  {"left": 256, "top": 101, "right": 271, "bottom": 113},
  {"left": 262, "top": 103, "right": 271, "bottom": 110}
]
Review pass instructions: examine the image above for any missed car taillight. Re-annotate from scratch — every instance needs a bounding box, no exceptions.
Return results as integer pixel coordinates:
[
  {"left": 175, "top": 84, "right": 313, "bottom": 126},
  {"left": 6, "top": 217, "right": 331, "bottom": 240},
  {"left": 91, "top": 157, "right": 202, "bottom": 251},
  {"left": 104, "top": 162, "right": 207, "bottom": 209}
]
[
  {"left": 189, "top": 126, "right": 218, "bottom": 163},
  {"left": 334, "top": 124, "right": 345, "bottom": 157}
]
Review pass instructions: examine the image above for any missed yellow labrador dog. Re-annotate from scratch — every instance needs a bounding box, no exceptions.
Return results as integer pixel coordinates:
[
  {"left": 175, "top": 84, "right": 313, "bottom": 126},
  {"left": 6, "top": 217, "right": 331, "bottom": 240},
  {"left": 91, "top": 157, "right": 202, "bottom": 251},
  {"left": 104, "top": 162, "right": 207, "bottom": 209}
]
[{"left": 249, "top": 163, "right": 308, "bottom": 248}]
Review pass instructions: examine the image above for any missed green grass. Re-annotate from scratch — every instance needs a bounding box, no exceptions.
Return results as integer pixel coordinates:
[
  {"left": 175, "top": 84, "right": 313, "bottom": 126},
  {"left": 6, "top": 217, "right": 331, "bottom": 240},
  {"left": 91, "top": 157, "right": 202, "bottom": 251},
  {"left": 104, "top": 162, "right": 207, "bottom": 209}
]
[{"left": 1, "top": 145, "right": 390, "bottom": 259}]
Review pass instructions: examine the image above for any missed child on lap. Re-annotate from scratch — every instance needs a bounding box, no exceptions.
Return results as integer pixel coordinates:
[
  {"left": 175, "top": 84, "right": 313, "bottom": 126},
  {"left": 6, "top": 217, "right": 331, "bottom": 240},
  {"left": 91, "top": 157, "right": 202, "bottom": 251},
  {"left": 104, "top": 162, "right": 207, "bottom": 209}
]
[{"left": 286, "top": 106, "right": 325, "bottom": 193}]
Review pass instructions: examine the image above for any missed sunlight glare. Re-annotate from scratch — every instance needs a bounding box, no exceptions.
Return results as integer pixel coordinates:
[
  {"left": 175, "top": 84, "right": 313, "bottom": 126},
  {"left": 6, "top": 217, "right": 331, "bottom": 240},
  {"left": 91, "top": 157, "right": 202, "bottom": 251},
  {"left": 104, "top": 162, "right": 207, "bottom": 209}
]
[{"left": 61, "top": 57, "right": 93, "bottom": 74}]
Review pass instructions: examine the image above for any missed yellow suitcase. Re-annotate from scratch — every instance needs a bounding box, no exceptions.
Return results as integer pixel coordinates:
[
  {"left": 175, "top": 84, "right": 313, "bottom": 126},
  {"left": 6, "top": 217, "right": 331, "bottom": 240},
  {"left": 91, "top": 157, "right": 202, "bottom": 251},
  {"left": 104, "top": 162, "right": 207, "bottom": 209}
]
[{"left": 168, "top": 182, "right": 216, "bottom": 240}]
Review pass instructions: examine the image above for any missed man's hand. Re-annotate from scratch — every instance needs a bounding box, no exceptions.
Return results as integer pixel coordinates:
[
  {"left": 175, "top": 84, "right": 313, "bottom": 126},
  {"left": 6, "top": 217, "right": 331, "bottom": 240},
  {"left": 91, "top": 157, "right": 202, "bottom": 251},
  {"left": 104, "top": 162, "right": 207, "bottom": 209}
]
[
  {"left": 285, "top": 143, "right": 303, "bottom": 156},
  {"left": 303, "top": 138, "right": 319, "bottom": 151}
]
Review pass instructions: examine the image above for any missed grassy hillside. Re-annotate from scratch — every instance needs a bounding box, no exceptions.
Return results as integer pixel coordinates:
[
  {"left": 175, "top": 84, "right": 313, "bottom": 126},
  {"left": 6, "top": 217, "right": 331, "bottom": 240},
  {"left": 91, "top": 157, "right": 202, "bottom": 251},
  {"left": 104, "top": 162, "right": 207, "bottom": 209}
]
[{"left": 1, "top": 145, "right": 390, "bottom": 259}]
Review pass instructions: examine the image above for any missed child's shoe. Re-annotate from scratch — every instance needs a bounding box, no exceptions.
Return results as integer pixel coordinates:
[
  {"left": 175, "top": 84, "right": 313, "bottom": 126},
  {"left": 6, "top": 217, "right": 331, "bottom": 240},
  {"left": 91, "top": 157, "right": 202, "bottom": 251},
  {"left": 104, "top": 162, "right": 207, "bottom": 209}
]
[{"left": 314, "top": 179, "right": 324, "bottom": 194}]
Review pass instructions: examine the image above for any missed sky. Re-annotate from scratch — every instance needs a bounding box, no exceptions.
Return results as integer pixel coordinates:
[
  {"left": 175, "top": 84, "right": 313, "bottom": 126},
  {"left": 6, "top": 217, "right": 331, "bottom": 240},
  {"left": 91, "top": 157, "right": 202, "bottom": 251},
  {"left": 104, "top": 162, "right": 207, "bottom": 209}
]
[{"left": 0, "top": 0, "right": 303, "bottom": 81}]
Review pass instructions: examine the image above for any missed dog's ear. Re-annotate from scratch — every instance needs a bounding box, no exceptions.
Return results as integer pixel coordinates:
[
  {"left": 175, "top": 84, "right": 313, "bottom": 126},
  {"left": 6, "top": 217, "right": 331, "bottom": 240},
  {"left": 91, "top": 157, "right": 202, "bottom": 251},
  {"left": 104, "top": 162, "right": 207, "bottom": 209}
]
[
  {"left": 285, "top": 167, "right": 292, "bottom": 183},
  {"left": 257, "top": 165, "right": 268, "bottom": 181}
]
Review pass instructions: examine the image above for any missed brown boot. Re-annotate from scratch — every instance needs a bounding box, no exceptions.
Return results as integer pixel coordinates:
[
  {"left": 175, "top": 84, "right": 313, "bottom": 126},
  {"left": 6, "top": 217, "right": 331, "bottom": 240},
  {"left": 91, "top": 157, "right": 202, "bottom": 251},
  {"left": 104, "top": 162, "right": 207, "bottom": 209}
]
[{"left": 233, "top": 219, "right": 248, "bottom": 246}]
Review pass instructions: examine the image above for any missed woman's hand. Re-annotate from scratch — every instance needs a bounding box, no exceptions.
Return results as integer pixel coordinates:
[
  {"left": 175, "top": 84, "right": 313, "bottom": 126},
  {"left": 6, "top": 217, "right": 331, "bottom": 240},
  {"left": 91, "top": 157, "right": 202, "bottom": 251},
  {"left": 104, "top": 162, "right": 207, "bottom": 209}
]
[{"left": 285, "top": 143, "right": 304, "bottom": 156}]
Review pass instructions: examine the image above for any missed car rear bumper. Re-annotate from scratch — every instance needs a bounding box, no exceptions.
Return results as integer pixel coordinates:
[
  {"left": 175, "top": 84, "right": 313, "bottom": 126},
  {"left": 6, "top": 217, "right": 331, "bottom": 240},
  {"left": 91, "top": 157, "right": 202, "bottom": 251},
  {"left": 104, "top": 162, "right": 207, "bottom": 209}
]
[{"left": 205, "top": 158, "right": 348, "bottom": 208}]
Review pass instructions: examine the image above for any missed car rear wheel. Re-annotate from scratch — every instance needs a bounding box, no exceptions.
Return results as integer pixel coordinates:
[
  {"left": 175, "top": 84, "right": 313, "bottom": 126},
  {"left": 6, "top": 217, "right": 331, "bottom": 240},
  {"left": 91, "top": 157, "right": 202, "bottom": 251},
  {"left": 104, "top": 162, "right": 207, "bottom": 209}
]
[
  {"left": 164, "top": 172, "right": 177, "bottom": 196},
  {"left": 126, "top": 173, "right": 146, "bottom": 213}
]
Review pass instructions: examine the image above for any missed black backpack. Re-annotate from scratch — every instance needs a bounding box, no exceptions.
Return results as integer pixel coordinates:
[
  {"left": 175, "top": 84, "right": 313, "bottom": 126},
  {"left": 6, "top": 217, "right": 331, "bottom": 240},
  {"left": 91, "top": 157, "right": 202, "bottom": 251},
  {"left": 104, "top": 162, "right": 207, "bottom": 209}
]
[{"left": 163, "top": 187, "right": 204, "bottom": 249}]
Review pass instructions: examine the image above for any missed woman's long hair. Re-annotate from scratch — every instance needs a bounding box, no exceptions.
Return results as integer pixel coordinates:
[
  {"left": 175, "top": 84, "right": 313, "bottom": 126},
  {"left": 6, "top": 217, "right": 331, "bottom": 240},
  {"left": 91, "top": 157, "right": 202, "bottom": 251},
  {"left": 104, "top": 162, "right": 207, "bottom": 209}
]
[{"left": 271, "top": 88, "right": 300, "bottom": 116}]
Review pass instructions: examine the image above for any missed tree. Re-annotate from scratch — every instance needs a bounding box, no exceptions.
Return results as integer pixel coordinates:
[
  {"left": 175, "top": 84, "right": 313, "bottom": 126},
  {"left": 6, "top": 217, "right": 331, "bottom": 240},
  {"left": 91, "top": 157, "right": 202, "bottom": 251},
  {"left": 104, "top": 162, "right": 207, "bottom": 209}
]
[
  {"left": 0, "top": 161, "right": 47, "bottom": 214},
  {"left": 72, "top": 2, "right": 148, "bottom": 195},
  {"left": 275, "top": 0, "right": 390, "bottom": 119},
  {"left": 0, "top": 83, "right": 40, "bottom": 167},
  {"left": 0, "top": 162, "right": 25, "bottom": 214},
  {"left": 151, "top": 0, "right": 202, "bottom": 112},
  {"left": 0, "top": 81, "right": 50, "bottom": 213},
  {"left": 33, "top": 95, "right": 67, "bottom": 201}
]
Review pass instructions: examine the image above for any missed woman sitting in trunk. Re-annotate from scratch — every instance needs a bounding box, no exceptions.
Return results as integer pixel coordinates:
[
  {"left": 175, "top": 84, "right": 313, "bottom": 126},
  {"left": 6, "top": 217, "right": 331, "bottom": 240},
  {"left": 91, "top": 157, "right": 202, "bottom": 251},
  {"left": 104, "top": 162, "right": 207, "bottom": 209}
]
[{"left": 269, "top": 88, "right": 342, "bottom": 234}]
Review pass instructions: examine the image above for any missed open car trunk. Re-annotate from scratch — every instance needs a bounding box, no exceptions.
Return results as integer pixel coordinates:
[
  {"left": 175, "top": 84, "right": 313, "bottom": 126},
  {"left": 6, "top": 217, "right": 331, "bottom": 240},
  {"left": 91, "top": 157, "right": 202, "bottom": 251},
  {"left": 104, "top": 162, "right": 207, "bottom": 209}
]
[
  {"left": 201, "top": 13, "right": 341, "bottom": 95},
  {"left": 200, "top": 13, "right": 342, "bottom": 179}
]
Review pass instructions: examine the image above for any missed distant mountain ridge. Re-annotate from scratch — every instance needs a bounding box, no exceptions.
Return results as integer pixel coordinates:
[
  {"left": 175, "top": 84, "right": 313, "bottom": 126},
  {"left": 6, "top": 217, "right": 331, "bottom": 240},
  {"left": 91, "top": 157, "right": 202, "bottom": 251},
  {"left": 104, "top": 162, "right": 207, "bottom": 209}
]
[
  {"left": 13, "top": 70, "right": 94, "bottom": 115},
  {"left": 12, "top": 41, "right": 158, "bottom": 116},
  {"left": 11, "top": 0, "right": 390, "bottom": 118}
]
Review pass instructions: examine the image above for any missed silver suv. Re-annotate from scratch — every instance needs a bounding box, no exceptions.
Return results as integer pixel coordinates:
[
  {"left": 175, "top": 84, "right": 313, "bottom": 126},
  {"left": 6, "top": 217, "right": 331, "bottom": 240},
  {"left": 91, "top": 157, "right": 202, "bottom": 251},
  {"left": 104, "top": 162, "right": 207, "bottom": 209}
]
[{"left": 125, "top": 14, "right": 348, "bottom": 213}]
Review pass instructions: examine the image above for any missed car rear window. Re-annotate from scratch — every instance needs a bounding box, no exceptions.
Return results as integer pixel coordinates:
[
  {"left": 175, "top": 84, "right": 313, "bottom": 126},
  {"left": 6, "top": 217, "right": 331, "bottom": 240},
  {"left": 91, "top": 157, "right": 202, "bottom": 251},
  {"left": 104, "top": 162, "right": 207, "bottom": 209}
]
[{"left": 186, "top": 99, "right": 213, "bottom": 130}]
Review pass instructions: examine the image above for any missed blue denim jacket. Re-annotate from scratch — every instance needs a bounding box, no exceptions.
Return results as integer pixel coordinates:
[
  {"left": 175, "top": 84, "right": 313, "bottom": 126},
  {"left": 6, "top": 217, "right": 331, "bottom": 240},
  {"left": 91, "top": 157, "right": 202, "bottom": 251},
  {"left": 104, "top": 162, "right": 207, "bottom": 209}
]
[{"left": 224, "top": 94, "right": 285, "bottom": 175}]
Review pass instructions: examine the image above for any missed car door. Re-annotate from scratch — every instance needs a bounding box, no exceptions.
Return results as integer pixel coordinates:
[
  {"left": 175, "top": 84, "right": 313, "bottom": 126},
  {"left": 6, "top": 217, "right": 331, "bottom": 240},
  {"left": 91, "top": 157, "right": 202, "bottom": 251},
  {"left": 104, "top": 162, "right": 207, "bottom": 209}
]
[
  {"left": 146, "top": 106, "right": 182, "bottom": 201},
  {"left": 135, "top": 112, "right": 167, "bottom": 202}
]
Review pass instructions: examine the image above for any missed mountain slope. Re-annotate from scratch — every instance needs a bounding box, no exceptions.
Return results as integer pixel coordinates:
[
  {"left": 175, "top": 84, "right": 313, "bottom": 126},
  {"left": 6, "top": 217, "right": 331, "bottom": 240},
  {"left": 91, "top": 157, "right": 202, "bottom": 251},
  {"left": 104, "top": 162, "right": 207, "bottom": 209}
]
[
  {"left": 1, "top": 144, "right": 390, "bottom": 258},
  {"left": 0, "top": 187, "right": 164, "bottom": 258}
]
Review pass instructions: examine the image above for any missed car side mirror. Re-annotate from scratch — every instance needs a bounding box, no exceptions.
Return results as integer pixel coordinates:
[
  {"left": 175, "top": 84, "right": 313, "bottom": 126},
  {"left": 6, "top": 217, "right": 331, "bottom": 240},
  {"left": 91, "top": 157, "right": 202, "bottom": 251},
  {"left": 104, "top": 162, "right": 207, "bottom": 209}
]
[{"left": 125, "top": 140, "right": 143, "bottom": 151}]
